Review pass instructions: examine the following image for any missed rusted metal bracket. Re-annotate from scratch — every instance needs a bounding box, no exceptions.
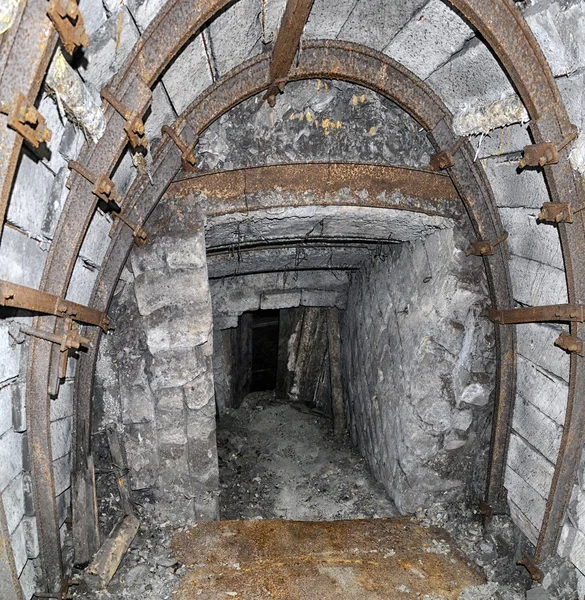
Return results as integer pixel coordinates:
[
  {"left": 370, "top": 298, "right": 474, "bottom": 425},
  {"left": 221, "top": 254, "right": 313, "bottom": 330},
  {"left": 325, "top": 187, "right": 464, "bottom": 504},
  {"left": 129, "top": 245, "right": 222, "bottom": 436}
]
[
  {"left": 47, "top": 0, "right": 89, "bottom": 55},
  {"left": 429, "top": 137, "right": 466, "bottom": 171},
  {"left": 68, "top": 161, "right": 121, "bottom": 211},
  {"left": 487, "top": 304, "right": 585, "bottom": 325},
  {"left": 161, "top": 125, "right": 197, "bottom": 170},
  {"left": 100, "top": 89, "right": 149, "bottom": 151},
  {"left": 0, "top": 279, "right": 111, "bottom": 331},
  {"left": 465, "top": 231, "right": 508, "bottom": 256},
  {"left": 111, "top": 212, "right": 147, "bottom": 246},
  {"left": 0, "top": 92, "right": 52, "bottom": 149},
  {"left": 538, "top": 202, "right": 585, "bottom": 225},
  {"left": 519, "top": 128, "right": 577, "bottom": 169},
  {"left": 517, "top": 555, "right": 544, "bottom": 583},
  {"left": 554, "top": 332, "right": 584, "bottom": 356},
  {"left": 20, "top": 322, "right": 88, "bottom": 353}
]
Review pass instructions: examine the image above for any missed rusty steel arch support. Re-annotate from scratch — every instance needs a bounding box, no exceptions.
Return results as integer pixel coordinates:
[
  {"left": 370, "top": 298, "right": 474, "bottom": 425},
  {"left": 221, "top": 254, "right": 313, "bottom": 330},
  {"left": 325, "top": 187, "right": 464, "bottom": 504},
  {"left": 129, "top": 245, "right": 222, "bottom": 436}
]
[
  {"left": 72, "top": 39, "right": 515, "bottom": 564},
  {"left": 449, "top": 0, "right": 585, "bottom": 566}
]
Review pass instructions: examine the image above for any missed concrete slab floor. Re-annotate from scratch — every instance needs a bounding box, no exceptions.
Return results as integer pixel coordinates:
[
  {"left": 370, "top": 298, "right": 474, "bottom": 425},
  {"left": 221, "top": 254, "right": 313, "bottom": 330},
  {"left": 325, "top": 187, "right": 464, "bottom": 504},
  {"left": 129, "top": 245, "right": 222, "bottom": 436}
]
[{"left": 171, "top": 517, "right": 485, "bottom": 600}]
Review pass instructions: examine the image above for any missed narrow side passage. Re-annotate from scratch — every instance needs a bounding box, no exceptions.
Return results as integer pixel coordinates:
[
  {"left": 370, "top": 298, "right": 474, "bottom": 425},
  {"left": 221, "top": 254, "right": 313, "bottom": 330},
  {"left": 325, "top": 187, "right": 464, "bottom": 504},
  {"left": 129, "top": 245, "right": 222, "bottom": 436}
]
[{"left": 217, "top": 390, "right": 398, "bottom": 521}]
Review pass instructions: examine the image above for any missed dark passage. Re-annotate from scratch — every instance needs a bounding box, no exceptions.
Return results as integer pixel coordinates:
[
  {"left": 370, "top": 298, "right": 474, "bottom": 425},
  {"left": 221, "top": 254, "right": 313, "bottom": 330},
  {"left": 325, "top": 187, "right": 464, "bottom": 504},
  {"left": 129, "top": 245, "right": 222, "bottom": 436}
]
[{"left": 250, "top": 310, "right": 280, "bottom": 391}]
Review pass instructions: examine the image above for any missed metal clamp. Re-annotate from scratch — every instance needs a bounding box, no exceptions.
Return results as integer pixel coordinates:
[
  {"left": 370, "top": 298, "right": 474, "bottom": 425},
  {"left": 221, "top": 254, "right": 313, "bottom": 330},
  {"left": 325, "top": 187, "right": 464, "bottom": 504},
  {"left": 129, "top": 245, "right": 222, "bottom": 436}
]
[
  {"left": 68, "top": 161, "right": 121, "bottom": 211},
  {"left": 47, "top": 0, "right": 90, "bottom": 55},
  {"left": 0, "top": 92, "right": 52, "bottom": 148},
  {"left": 517, "top": 555, "right": 544, "bottom": 583},
  {"left": 519, "top": 128, "right": 578, "bottom": 169},
  {"left": 112, "top": 212, "right": 147, "bottom": 246},
  {"left": 100, "top": 88, "right": 148, "bottom": 150},
  {"left": 554, "top": 332, "right": 584, "bottom": 356},
  {"left": 162, "top": 125, "right": 197, "bottom": 169},
  {"left": 20, "top": 323, "right": 89, "bottom": 353},
  {"left": 429, "top": 137, "right": 466, "bottom": 172},
  {"left": 263, "top": 77, "right": 288, "bottom": 108},
  {"left": 465, "top": 231, "right": 508, "bottom": 257}
]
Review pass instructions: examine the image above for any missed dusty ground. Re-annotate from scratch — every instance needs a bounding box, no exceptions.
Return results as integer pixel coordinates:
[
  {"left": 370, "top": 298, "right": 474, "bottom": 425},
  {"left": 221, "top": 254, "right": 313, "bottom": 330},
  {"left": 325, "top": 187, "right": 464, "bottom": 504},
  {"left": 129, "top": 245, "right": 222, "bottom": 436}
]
[
  {"left": 71, "top": 391, "right": 577, "bottom": 599},
  {"left": 217, "top": 391, "right": 399, "bottom": 521}
]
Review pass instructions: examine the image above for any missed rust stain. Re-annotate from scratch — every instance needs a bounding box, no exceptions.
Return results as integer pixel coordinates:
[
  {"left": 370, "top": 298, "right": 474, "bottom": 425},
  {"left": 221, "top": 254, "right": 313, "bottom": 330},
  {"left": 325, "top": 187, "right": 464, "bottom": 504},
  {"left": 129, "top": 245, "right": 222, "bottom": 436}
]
[{"left": 171, "top": 518, "right": 484, "bottom": 600}]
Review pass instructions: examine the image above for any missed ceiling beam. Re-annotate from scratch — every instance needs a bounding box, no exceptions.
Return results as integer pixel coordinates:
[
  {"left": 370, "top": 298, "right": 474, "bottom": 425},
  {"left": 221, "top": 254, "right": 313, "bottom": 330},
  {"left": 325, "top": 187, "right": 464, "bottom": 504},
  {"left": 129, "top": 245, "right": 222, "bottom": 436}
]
[
  {"left": 264, "top": 0, "right": 315, "bottom": 106},
  {"left": 168, "top": 162, "right": 462, "bottom": 219}
]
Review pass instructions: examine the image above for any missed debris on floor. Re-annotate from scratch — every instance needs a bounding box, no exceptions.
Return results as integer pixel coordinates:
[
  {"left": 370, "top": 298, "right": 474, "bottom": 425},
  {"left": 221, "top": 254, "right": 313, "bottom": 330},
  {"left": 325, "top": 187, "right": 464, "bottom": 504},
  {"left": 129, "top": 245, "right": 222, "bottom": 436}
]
[{"left": 216, "top": 390, "right": 399, "bottom": 521}]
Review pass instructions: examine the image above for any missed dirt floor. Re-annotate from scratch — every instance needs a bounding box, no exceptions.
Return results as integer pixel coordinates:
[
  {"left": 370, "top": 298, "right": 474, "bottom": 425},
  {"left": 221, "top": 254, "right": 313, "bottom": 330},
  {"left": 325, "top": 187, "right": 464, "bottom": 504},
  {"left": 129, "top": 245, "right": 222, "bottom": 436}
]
[{"left": 216, "top": 391, "right": 399, "bottom": 521}]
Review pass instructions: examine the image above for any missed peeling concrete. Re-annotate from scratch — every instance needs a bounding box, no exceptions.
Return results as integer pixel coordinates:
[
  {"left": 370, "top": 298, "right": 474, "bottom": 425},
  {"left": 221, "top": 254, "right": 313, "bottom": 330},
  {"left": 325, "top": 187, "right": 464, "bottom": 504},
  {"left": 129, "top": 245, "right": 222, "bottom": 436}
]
[{"left": 453, "top": 95, "right": 530, "bottom": 137}]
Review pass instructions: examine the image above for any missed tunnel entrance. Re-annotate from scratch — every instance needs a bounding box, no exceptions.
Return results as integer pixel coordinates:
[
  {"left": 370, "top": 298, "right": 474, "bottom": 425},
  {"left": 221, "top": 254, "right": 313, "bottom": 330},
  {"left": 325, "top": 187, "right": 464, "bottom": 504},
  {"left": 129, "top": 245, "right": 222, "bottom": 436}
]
[{"left": 250, "top": 310, "right": 280, "bottom": 392}]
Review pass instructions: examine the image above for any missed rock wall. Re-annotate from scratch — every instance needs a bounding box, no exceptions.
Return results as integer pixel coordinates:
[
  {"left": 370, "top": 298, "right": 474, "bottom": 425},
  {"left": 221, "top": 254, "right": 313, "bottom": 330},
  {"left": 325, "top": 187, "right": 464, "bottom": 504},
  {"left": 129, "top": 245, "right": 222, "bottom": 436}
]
[
  {"left": 92, "top": 198, "right": 219, "bottom": 524},
  {"left": 341, "top": 226, "right": 495, "bottom": 514}
]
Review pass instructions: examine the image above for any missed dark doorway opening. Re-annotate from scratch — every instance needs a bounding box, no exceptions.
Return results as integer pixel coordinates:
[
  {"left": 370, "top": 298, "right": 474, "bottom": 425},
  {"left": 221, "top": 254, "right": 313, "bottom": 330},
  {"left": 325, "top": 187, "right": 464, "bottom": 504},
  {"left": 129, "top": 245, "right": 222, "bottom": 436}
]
[{"left": 251, "top": 309, "right": 280, "bottom": 391}]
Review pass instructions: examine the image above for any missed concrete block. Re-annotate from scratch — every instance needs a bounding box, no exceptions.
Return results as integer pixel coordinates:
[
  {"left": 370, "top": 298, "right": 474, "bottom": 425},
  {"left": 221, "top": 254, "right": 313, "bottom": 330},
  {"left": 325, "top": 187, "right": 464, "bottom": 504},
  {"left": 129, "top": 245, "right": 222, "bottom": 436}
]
[
  {"left": 516, "top": 354, "right": 568, "bottom": 426},
  {"left": 65, "top": 256, "right": 98, "bottom": 305},
  {"left": 335, "top": 0, "right": 426, "bottom": 52},
  {"left": 505, "top": 465, "right": 546, "bottom": 533},
  {"left": 119, "top": 357, "right": 155, "bottom": 424},
  {"left": 260, "top": 290, "right": 302, "bottom": 310},
  {"left": 125, "top": 0, "right": 166, "bottom": 32},
  {"left": 78, "top": 0, "right": 107, "bottom": 35},
  {"left": 6, "top": 151, "right": 55, "bottom": 240},
  {"left": 156, "top": 387, "right": 187, "bottom": 445},
  {"left": 507, "top": 432, "right": 554, "bottom": 499},
  {"left": 0, "top": 384, "right": 13, "bottom": 437},
  {"left": 0, "top": 224, "right": 47, "bottom": 288},
  {"left": 207, "top": 0, "right": 262, "bottom": 76},
  {"left": 22, "top": 474, "right": 34, "bottom": 517},
  {"left": 10, "top": 520, "right": 27, "bottom": 575},
  {"left": 150, "top": 346, "right": 207, "bottom": 390},
  {"left": 19, "top": 558, "right": 38, "bottom": 600},
  {"left": 526, "top": 2, "right": 585, "bottom": 77},
  {"left": 144, "top": 81, "right": 177, "bottom": 144},
  {"left": 517, "top": 323, "right": 570, "bottom": 383},
  {"left": 10, "top": 381, "right": 25, "bottom": 434},
  {"left": 162, "top": 35, "right": 212, "bottom": 115},
  {"left": 21, "top": 516, "right": 39, "bottom": 559},
  {"left": 261, "top": 0, "right": 286, "bottom": 43},
  {"left": 0, "top": 429, "right": 23, "bottom": 492},
  {"left": 134, "top": 267, "right": 210, "bottom": 316},
  {"left": 56, "top": 488, "right": 70, "bottom": 526},
  {"left": 53, "top": 453, "right": 71, "bottom": 496},
  {"left": 557, "top": 72, "right": 585, "bottom": 132},
  {"left": 78, "top": 7, "right": 140, "bottom": 90},
  {"left": 383, "top": 0, "right": 473, "bottom": 79},
  {"left": 144, "top": 303, "right": 212, "bottom": 353},
  {"left": 482, "top": 157, "right": 550, "bottom": 209},
  {"left": 157, "top": 442, "right": 191, "bottom": 498},
  {"left": 468, "top": 123, "right": 532, "bottom": 160},
  {"left": 304, "top": 0, "right": 356, "bottom": 39},
  {"left": 50, "top": 417, "right": 72, "bottom": 461},
  {"left": 509, "top": 255, "right": 568, "bottom": 307},
  {"left": 78, "top": 210, "right": 112, "bottom": 267},
  {"left": 513, "top": 395, "right": 563, "bottom": 464},
  {"left": 124, "top": 422, "right": 159, "bottom": 490},
  {"left": 2, "top": 473, "right": 24, "bottom": 534},
  {"left": 0, "top": 324, "right": 21, "bottom": 384},
  {"left": 183, "top": 365, "right": 214, "bottom": 410},
  {"left": 163, "top": 234, "right": 207, "bottom": 271},
  {"left": 499, "top": 208, "right": 564, "bottom": 270},
  {"left": 427, "top": 39, "right": 518, "bottom": 117},
  {"left": 50, "top": 380, "right": 74, "bottom": 421},
  {"left": 301, "top": 289, "right": 346, "bottom": 308}
]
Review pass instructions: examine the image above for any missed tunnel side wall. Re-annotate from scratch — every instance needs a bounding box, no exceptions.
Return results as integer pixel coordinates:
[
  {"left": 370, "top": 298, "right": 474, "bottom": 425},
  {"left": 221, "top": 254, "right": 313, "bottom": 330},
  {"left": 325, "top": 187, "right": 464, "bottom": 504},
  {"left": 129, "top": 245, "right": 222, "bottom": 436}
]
[{"left": 341, "top": 226, "right": 495, "bottom": 514}]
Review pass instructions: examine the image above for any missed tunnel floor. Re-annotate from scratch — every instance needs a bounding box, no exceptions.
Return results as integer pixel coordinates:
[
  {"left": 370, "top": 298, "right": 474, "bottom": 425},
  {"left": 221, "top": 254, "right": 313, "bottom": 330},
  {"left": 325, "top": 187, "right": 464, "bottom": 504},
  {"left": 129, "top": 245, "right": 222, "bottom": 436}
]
[
  {"left": 171, "top": 518, "right": 485, "bottom": 599},
  {"left": 216, "top": 390, "right": 398, "bottom": 521}
]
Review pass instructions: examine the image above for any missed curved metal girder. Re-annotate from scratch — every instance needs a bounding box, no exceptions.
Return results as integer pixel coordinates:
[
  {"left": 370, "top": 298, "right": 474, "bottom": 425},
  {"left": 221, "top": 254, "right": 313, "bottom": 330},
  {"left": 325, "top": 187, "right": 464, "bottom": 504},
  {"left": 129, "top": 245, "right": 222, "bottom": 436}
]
[
  {"left": 449, "top": 0, "right": 585, "bottom": 565},
  {"left": 73, "top": 41, "right": 514, "bottom": 559},
  {"left": 169, "top": 163, "right": 462, "bottom": 219}
]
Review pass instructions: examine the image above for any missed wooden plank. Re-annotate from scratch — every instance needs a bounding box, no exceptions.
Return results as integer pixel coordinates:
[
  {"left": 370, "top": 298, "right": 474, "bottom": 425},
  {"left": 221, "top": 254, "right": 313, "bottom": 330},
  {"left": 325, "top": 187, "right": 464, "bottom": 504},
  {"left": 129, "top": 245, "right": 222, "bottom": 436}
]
[
  {"left": 505, "top": 466, "right": 546, "bottom": 533},
  {"left": 105, "top": 425, "right": 133, "bottom": 516},
  {"left": 84, "top": 514, "right": 139, "bottom": 590},
  {"left": 327, "top": 308, "right": 345, "bottom": 436}
]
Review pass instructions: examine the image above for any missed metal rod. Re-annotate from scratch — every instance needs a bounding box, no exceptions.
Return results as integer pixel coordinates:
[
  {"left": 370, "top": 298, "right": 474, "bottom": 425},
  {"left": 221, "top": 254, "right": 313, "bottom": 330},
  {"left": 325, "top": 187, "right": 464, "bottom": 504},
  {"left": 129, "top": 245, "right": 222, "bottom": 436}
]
[{"left": 487, "top": 304, "right": 585, "bottom": 324}]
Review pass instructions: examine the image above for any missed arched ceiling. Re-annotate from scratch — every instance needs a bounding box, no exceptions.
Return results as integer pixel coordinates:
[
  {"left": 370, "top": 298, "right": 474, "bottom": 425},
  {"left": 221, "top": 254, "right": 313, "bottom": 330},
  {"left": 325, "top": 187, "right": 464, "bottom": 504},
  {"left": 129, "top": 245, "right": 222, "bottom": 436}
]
[{"left": 1, "top": 0, "right": 585, "bottom": 595}]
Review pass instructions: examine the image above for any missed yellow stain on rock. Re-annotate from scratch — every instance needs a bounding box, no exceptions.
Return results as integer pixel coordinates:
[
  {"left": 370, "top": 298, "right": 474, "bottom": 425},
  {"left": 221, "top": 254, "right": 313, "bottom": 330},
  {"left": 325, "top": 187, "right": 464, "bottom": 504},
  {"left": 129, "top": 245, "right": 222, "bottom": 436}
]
[
  {"left": 306, "top": 111, "right": 313, "bottom": 123},
  {"left": 368, "top": 126, "right": 377, "bottom": 135}
]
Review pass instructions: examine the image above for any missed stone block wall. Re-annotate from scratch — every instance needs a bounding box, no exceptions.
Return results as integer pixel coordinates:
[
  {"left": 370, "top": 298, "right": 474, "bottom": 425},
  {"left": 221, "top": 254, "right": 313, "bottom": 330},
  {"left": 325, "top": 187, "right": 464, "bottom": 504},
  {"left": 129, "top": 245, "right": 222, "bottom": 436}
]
[
  {"left": 341, "top": 226, "right": 495, "bottom": 514},
  {"left": 93, "top": 198, "right": 219, "bottom": 524}
]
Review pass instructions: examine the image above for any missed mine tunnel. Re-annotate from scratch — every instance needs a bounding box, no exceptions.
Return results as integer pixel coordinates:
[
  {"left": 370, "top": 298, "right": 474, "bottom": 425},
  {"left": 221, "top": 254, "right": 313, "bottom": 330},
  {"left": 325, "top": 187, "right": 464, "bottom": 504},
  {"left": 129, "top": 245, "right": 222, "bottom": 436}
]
[{"left": 1, "top": 0, "right": 585, "bottom": 599}]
